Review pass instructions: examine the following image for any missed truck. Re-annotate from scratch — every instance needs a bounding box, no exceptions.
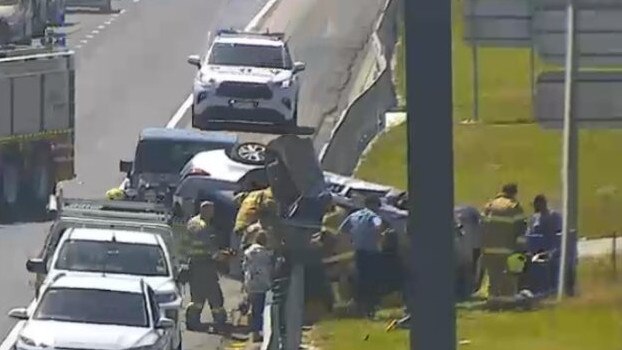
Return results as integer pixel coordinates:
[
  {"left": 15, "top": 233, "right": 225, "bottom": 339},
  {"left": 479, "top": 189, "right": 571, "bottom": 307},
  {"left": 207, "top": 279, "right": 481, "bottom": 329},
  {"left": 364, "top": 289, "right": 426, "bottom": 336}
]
[
  {"left": 0, "top": 0, "right": 65, "bottom": 45},
  {"left": 0, "top": 39, "right": 75, "bottom": 221}
]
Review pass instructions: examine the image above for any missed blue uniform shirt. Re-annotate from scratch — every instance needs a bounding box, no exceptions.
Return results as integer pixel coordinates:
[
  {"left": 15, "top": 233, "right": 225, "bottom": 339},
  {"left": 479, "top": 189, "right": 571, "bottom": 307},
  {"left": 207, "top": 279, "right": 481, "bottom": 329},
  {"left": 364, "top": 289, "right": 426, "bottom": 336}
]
[
  {"left": 527, "top": 210, "right": 563, "bottom": 236},
  {"left": 339, "top": 208, "right": 384, "bottom": 252}
]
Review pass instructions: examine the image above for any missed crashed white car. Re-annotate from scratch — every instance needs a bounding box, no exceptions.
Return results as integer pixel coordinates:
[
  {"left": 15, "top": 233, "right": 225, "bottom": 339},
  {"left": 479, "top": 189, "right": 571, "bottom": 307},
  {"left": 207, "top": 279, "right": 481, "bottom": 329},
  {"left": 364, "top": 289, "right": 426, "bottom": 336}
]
[
  {"left": 8, "top": 275, "right": 175, "bottom": 350},
  {"left": 187, "top": 29, "right": 306, "bottom": 129}
]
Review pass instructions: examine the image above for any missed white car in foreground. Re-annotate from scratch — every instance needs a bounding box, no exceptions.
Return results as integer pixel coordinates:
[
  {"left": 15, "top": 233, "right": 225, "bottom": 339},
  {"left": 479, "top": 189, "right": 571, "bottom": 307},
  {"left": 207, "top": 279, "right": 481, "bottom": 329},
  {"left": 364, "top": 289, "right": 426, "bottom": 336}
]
[
  {"left": 187, "top": 29, "right": 306, "bottom": 130},
  {"left": 8, "top": 275, "right": 174, "bottom": 350},
  {"left": 26, "top": 227, "right": 183, "bottom": 350}
]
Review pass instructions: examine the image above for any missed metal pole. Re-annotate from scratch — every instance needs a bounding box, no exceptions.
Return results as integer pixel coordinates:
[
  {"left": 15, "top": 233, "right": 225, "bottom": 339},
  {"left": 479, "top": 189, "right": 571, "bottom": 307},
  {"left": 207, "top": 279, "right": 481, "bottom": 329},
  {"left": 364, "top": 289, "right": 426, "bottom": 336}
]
[
  {"left": 557, "top": 0, "right": 579, "bottom": 302},
  {"left": 471, "top": 0, "right": 479, "bottom": 122},
  {"left": 405, "top": 0, "right": 455, "bottom": 349},
  {"left": 284, "top": 264, "right": 304, "bottom": 350}
]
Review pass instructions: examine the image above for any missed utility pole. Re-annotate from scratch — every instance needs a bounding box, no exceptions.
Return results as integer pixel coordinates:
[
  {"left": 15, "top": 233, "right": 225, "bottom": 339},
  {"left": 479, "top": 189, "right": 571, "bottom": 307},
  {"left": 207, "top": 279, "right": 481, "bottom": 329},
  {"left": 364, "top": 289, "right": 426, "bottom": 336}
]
[
  {"left": 558, "top": 0, "right": 579, "bottom": 302},
  {"left": 405, "top": 0, "right": 456, "bottom": 349}
]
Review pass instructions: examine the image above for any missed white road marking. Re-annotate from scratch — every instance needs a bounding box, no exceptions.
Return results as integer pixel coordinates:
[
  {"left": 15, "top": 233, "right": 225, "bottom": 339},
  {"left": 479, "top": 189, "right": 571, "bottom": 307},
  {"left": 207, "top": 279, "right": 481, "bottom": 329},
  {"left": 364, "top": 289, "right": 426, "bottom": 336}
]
[
  {"left": 165, "top": 0, "right": 281, "bottom": 129},
  {"left": 0, "top": 0, "right": 282, "bottom": 348},
  {"left": 92, "top": 30, "right": 99, "bottom": 34},
  {"left": 98, "top": 25, "right": 106, "bottom": 29},
  {"left": 86, "top": 34, "right": 94, "bottom": 39},
  {"left": 105, "top": 20, "right": 113, "bottom": 25},
  {"left": 75, "top": 45, "right": 83, "bottom": 49}
]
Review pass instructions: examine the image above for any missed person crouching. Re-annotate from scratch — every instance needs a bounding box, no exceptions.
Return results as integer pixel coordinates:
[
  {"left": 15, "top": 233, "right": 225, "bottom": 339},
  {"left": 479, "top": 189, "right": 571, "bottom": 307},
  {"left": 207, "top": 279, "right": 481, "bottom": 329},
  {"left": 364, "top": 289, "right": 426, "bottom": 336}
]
[{"left": 242, "top": 229, "right": 274, "bottom": 343}]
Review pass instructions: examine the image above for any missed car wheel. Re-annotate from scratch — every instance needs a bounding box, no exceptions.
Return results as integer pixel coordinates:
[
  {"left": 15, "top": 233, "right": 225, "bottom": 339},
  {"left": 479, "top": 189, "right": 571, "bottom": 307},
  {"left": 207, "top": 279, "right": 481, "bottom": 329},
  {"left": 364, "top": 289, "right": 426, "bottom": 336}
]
[{"left": 231, "top": 142, "right": 266, "bottom": 165}]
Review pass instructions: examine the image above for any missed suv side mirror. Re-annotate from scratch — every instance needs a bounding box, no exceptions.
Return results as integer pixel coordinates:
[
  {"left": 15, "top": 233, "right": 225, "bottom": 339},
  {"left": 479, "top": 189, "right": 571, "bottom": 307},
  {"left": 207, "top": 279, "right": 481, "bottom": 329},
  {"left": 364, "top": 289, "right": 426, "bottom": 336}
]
[
  {"left": 26, "top": 258, "right": 47, "bottom": 274},
  {"left": 119, "top": 160, "right": 133, "bottom": 174},
  {"left": 187, "top": 55, "right": 201, "bottom": 68},
  {"left": 293, "top": 61, "right": 306, "bottom": 73},
  {"left": 155, "top": 317, "right": 175, "bottom": 329},
  {"left": 8, "top": 308, "right": 29, "bottom": 320}
]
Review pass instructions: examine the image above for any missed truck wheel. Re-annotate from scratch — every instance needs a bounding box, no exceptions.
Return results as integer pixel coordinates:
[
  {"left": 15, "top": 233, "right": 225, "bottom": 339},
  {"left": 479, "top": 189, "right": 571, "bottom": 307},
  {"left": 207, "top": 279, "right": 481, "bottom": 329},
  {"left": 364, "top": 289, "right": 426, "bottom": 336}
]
[
  {"left": 0, "top": 162, "right": 21, "bottom": 222},
  {"left": 28, "top": 156, "right": 55, "bottom": 221}
]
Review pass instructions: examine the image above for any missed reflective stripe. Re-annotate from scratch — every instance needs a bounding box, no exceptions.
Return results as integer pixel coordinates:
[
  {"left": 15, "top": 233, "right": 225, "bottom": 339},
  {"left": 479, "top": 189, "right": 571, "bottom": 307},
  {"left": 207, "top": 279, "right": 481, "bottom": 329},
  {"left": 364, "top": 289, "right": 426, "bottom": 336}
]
[
  {"left": 483, "top": 214, "right": 526, "bottom": 224},
  {"left": 482, "top": 247, "right": 513, "bottom": 254},
  {"left": 322, "top": 251, "right": 355, "bottom": 264}
]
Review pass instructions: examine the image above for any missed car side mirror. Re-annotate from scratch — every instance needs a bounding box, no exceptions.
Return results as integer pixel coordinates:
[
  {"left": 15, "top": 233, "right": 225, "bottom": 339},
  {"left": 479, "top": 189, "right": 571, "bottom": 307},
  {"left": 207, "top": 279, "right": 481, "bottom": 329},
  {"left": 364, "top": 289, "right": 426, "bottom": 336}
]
[
  {"left": 155, "top": 317, "right": 175, "bottom": 329},
  {"left": 119, "top": 160, "right": 133, "bottom": 174},
  {"left": 26, "top": 258, "right": 47, "bottom": 274},
  {"left": 293, "top": 61, "right": 306, "bottom": 73},
  {"left": 187, "top": 55, "right": 201, "bottom": 68},
  {"left": 8, "top": 308, "right": 29, "bottom": 320}
]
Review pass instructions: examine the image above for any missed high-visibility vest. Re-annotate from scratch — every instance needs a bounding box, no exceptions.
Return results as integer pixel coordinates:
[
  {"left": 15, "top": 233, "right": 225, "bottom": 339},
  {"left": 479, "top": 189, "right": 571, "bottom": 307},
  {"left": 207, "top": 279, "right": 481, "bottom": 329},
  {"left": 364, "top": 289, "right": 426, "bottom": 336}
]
[{"left": 184, "top": 215, "right": 218, "bottom": 259}]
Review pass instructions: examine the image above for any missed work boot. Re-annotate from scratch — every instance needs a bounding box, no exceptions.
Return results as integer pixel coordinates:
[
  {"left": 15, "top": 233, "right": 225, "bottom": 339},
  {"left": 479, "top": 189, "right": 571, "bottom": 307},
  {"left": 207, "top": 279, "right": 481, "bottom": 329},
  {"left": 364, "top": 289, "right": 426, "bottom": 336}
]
[
  {"left": 212, "top": 308, "right": 227, "bottom": 327},
  {"left": 185, "top": 308, "right": 202, "bottom": 331}
]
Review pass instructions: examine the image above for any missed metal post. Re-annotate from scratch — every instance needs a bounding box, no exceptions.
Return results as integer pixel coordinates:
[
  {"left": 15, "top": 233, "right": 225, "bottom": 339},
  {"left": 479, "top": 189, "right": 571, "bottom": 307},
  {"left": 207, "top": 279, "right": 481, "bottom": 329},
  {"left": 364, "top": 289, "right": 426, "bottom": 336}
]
[
  {"left": 284, "top": 264, "right": 304, "bottom": 350},
  {"left": 470, "top": 0, "right": 480, "bottom": 122},
  {"left": 557, "top": 0, "right": 579, "bottom": 302},
  {"left": 405, "top": 0, "right": 455, "bottom": 349},
  {"left": 613, "top": 232, "right": 618, "bottom": 280}
]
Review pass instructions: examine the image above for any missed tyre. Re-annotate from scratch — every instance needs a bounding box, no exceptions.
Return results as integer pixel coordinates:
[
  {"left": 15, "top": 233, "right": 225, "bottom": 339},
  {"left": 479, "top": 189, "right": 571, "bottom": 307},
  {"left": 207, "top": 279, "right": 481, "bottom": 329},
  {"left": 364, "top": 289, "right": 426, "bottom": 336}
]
[{"left": 230, "top": 142, "right": 266, "bottom": 165}]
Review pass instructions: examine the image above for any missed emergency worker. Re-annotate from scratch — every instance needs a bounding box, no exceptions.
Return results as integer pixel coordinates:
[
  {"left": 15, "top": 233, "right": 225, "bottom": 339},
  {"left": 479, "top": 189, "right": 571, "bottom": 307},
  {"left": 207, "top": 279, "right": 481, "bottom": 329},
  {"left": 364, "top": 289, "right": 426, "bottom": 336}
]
[
  {"left": 480, "top": 183, "right": 528, "bottom": 305},
  {"left": 183, "top": 201, "right": 231, "bottom": 331},
  {"left": 105, "top": 187, "right": 126, "bottom": 200},
  {"left": 233, "top": 187, "right": 282, "bottom": 251}
]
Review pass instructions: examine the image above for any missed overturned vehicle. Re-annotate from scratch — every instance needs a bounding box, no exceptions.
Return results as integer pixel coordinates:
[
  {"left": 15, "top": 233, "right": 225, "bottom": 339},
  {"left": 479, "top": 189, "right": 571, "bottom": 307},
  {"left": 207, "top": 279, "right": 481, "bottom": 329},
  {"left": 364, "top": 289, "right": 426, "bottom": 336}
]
[{"left": 170, "top": 138, "right": 484, "bottom": 301}]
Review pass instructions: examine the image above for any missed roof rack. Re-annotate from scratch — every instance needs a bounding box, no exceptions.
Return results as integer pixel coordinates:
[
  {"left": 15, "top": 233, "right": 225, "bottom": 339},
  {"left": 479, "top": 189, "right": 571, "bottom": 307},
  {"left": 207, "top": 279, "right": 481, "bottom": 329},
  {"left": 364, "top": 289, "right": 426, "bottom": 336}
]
[
  {"left": 215, "top": 28, "right": 286, "bottom": 41},
  {"left": 55, "top": 197, "right": 172, "bottom": 224}
]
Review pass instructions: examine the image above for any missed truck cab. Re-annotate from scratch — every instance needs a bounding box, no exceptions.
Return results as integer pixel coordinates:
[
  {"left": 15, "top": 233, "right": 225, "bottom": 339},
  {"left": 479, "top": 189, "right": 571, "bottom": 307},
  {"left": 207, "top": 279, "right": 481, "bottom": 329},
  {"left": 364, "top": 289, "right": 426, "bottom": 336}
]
[
  {"left": 118, "top": 128, "right": 238, "bottom": 206},
  {"left": 0, "top": 0, "right": 51, "bottom": 44}
]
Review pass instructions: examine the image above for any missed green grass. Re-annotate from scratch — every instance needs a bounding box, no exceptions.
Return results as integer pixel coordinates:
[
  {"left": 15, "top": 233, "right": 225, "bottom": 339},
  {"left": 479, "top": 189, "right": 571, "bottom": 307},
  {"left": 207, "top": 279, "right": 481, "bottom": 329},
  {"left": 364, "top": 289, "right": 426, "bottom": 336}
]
[
  {"left": 360, "top": 0, "right": 622, "bottom": 238},
  {"left": 356, "top": 124, "right": 622, "bottom": 238},
  {"left": 312, "top": 257, "right": 622, "bottom": 350}
]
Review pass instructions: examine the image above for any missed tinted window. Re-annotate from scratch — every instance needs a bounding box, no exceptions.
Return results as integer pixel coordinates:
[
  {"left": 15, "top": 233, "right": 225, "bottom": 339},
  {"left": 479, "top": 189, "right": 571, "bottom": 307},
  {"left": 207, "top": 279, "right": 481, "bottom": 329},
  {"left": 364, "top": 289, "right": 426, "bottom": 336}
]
[
  {"left": 55, "top": 240, "right": 169, "bottom": 277},
  {"left": 147, "top": 287, "right": 160, "bottom": 324},
  {"left": 34, "top": 288, "right": 148, "bottom": 327},
  {"left": 208, "top": 43, "right": 292, "bottom": 69},
  {"left": 134, "top": 140, "right": 232, "bottom": 174}
]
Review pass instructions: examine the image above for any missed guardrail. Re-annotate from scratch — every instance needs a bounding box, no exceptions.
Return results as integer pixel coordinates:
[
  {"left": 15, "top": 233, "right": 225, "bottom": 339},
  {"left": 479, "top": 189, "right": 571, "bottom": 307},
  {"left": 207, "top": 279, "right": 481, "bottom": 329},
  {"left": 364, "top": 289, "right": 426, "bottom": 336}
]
[{"left": 319, "top": 0, "right": 401, "bottom": 175}]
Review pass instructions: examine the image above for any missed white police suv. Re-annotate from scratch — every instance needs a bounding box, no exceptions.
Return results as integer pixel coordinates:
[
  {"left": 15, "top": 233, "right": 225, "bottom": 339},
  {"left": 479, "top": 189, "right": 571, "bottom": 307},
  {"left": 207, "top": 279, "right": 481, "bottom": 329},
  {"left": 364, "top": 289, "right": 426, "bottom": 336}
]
[
  {"left": 187, "top": 29, "right": 306, "bottom": 130},
  {"left": 8, "top": 275, "right": 174, "bottom": 350},
  {"left": 26, "top": 227, "right": 183, "bottom": 350}
]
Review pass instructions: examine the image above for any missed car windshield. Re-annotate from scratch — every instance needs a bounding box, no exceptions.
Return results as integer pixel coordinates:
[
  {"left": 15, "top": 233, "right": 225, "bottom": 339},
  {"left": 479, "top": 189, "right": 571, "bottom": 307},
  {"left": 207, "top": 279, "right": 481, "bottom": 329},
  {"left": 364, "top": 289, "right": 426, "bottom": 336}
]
[
  {"left": 54, "top": 240, "right": 169, "bottom": 277},
  {"left": 33, "top": 288, "right": 149, "bottom": 327},
  {"left": 134, "top": 139, "right": 232, "bottom": 174},
  {"left": 208, "top": 43, "right": 292, "bottom": 69}
]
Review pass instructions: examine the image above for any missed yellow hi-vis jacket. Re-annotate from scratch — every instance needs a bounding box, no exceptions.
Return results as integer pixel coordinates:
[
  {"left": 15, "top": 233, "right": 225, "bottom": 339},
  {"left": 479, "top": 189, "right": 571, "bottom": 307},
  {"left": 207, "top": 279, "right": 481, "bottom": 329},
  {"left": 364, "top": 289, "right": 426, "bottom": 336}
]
[
  {"left": 233, "top": 188, "right": 276, "bottom": 234},
  {"left": 481, "top": 193, "right": 527, "bottom": 254}
]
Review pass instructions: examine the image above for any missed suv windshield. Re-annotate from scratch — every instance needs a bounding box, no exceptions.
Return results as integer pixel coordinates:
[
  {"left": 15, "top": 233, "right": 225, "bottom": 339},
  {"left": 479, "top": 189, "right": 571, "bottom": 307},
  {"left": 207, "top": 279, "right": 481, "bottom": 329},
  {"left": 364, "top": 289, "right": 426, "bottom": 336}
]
[
  {"left": 134, "top": 139, "right": 232, "bottom": 174},
  {"left": 208, "top": 43, "right": 292, "bottom": 69},
  {"left": 34, "top": 288, "right": 149, "bottom": 327},
  {"left": 55, "top": 240, "right": 169, "bottom": 276}
]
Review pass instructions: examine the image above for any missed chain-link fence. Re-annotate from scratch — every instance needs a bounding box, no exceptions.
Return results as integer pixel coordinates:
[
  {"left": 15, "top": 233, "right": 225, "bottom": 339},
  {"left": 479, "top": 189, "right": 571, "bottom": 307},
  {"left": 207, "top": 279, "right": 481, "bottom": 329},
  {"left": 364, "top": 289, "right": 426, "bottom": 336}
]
[{"left": 319, "top": 0, "right": 400, "bottom": 176}]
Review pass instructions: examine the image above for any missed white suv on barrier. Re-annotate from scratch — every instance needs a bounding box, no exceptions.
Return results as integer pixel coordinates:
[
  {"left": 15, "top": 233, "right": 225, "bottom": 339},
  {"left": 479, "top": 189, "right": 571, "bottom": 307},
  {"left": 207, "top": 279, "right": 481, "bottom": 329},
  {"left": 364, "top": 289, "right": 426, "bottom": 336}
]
[
  {"left": 187, "top": 29, "right": 306, "bottom": 130},
  {"left": 26, "top": 227, "right": 183, "bottom": 350},
  {"left": 8, "top": 275, "right": 174, "bottom": 350}
]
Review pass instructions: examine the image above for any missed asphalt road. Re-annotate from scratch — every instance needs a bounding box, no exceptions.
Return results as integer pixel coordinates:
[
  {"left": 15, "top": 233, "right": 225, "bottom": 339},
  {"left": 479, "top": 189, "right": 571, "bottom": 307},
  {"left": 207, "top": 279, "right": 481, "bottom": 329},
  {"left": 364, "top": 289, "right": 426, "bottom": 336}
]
[{"left": 0, "top": 0, "right": 268, "bottom": 343}]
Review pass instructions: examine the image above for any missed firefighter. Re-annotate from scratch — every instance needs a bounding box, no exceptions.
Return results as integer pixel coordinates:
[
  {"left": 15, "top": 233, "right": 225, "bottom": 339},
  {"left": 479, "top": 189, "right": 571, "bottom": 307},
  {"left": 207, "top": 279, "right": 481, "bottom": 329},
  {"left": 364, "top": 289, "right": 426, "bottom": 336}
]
[
  {"left": 183, "top": 201, "right": 232, "bottom": 331},
  {"left": 233, "top": 187, "right": 281, "bottom": 251},
  {"left": 480, "top": 183, "right": 528, "bottom": 306}
]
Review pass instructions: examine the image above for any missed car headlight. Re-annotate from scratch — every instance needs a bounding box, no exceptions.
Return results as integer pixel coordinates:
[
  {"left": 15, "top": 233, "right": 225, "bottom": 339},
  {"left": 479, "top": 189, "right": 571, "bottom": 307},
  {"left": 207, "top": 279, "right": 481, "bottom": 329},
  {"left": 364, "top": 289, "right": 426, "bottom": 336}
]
[
  {"left": 277, "top": 79, "right": 291, "bottom": 88},
  {"left": 17, "top": 335, "right": 51, "bottom": 348},
  {"left": 155, "top": 291, "right": 178, "bottom": 304}
]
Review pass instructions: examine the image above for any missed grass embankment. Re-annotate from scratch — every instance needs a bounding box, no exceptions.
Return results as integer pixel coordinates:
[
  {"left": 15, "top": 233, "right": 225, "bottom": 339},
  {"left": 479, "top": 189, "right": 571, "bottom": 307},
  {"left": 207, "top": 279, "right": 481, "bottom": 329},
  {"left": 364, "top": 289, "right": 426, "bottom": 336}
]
[
  {"left": 312, "top": 257, "right": 622, "bottom": 350},
  {"left": 361, "top": 0, "right": 622, "bottom": 238}
]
